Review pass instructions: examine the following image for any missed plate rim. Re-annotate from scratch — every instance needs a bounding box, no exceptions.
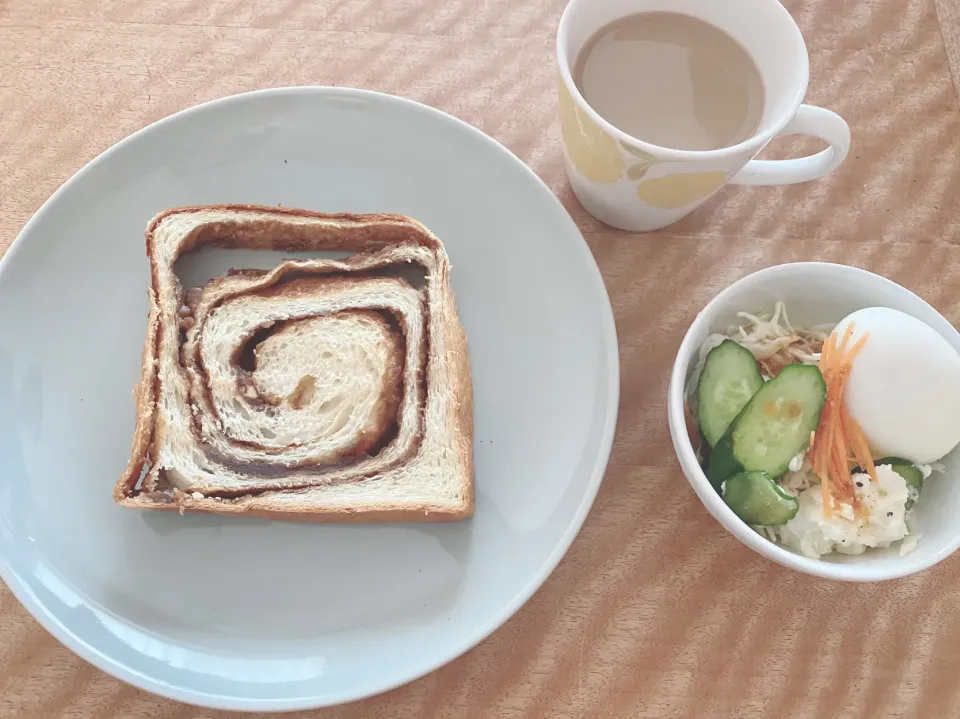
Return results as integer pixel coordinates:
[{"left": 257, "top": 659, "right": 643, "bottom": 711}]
[{"left": 0, "top": 86, "right": 620, "bottom": 711}]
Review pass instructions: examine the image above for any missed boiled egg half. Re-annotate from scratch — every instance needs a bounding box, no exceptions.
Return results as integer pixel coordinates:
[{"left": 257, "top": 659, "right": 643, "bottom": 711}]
[{"left": 835, "top": 307, "right": 960, "bottom": 465}]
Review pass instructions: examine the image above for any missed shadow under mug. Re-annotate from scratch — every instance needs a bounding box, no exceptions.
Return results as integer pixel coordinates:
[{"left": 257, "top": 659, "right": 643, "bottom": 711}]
[{"left": 556, "top": 0, "right": 851, "bottom": 232}]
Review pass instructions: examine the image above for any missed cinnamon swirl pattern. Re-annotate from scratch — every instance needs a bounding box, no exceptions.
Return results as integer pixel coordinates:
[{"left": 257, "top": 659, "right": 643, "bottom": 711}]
[{"left": 116, "top": 206, "right": 473, "bottom": 521}]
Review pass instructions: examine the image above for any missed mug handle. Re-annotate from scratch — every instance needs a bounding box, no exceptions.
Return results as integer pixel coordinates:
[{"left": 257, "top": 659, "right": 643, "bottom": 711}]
[{"left": 730, "top": 105, "right": 851, "bottom": 186}]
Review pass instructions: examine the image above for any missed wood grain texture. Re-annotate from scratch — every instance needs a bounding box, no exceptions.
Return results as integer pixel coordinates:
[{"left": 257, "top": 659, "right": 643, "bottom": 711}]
[
  {"left": 934, "top": 0, "right": 960, "bottom": 101},
  {"left": 2, "top": 0, "right": 960, "bottom": 716}
]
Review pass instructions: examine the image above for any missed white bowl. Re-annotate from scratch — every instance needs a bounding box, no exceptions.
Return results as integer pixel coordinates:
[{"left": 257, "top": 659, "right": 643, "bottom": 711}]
[{"left": 668, "top": 262, "right": 960, "bottom": 581}]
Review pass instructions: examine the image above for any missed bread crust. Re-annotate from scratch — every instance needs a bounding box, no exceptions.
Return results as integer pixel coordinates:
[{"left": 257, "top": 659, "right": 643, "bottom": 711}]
[{"left": 116, "top": 205, "right": 474, "bottom": 522}]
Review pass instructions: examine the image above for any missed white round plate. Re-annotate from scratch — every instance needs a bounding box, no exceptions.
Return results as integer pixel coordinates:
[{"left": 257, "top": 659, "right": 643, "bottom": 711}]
[{"left": 0, "top": 88, "right": 618, "bottom": 711}]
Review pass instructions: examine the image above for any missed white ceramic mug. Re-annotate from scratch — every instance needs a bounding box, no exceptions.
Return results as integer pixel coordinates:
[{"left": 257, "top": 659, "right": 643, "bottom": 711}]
[{"left": 556, "top": 0, "right": 851, "bottom": 232}]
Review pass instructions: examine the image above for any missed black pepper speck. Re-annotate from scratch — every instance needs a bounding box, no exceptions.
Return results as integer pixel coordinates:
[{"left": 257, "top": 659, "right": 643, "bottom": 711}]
[
  {"left": 856, "top": 482, "right": 863, "bottom": 487},
  {"left": 887, "top": 512, "right": 894, "bottom": 517}
]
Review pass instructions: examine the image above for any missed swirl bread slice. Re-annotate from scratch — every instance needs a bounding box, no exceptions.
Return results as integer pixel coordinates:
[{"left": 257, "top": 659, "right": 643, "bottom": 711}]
[{"left": 116, "top": 205, "right": 474, "bottom": 522}]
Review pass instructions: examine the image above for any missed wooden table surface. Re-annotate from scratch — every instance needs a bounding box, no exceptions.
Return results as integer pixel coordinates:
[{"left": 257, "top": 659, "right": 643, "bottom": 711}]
[{"left": 3, "top": 0, "right": 960, "bottom": 716}]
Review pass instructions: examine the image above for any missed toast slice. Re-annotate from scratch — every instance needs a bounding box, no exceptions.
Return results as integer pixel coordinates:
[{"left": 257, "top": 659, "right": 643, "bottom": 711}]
[{"left": 116, "top": 205, "right": 474, "bottom": 522}]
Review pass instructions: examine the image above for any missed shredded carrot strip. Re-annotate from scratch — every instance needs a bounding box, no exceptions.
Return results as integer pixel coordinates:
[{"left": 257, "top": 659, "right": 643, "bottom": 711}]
[
  {"left": 839, "top": 321, "right": 856, "bottom": 353},
  {"left": 843, "top": 406, "right": 878, "bottom": 485},
  {"left": 807, "top": 322, "right": 876, "bottom": 516},
  {"left": 821, "top": 474, "right": 833, "bottom": 517},
  {"left": 819, "top": 331, "right": 834, "bottom": 374}
]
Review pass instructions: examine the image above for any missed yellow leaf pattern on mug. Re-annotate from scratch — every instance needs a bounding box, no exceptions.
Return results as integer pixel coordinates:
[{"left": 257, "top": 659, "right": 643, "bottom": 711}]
[
  {"left": 635, "top": 171, "right": 727, "bottom": 209},
  {"left": 557, "top": 80, "right": 624, "bottom": 184},
  {"left": 621, "top": 143, "right": 656, "bottom": 163},
  {"left": 627, "top": 163, "right": 650, "bottom": 181}
]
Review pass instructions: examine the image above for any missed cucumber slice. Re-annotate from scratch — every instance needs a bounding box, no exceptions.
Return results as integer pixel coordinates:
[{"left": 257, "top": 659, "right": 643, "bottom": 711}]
[
  {"left": 891, "top": 464, "right": 924, "bottom": 492},
  {"left": 853, "top": 457, "right": 923, "bottom": 491},
  {"left": 707, "top": 364, "right": 826, "bottom": 489},
  {"left": 886, "top": 460, "right": 924, "bottom": 492},
  {"left": 698, "top": 429, "right": 712, "bottom": 469},
  {"left": 722, "top": 471, "right": 799, "bottom": 526},
  {"left": 697, "top": 340, "right": 764, "bottom": 447},
  {"left": 852, "top": 458, "right": 924, "bottom": 508},
  {"left": 892, "top": 463, "right": 924, "bottom": 510}
]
